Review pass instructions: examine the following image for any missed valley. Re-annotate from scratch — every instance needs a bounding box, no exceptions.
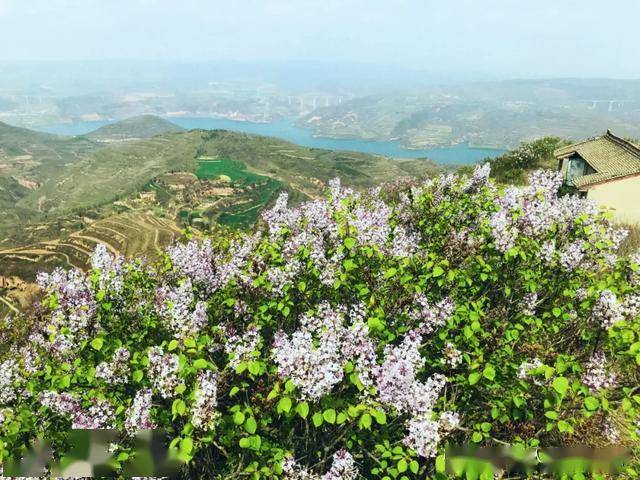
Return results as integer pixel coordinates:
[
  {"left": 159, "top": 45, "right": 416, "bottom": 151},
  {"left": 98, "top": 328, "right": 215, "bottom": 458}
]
[{"left": 0, "top": 115, "right": 443, "bottom": 317}]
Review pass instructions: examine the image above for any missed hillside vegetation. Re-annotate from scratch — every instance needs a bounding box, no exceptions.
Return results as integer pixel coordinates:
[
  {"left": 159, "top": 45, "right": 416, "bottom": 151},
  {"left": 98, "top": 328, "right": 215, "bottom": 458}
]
[
  {"left": 1, "top": 167, "right": 639, "bottom": 479},
  {"left": 84, "top": 115, "right": 185, "bottom": 141},
  {"left": 0, "top": 120, "right": 442, "bottom": 318}
]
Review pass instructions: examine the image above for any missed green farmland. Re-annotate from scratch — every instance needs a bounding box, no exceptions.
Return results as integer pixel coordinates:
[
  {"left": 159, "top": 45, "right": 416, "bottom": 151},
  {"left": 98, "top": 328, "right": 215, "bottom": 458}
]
[
  {"left": 195, "top": 157, "right": 283, "bottom": 228},
  {"left": 196, "top": 158, "right": 265, "bottom": 185}
]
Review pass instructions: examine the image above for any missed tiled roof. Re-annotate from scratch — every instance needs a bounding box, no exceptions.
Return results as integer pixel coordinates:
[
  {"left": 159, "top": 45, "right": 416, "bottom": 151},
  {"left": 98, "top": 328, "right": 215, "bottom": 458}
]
[{"left": 554, "top": 131, "right": 640, "bottom": 188}]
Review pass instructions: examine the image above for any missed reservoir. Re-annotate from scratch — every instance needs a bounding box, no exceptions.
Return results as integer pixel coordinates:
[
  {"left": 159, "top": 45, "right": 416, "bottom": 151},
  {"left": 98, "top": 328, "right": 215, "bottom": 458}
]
[{"left": 36, "top": 117, "right": 506, "bottom": 165}]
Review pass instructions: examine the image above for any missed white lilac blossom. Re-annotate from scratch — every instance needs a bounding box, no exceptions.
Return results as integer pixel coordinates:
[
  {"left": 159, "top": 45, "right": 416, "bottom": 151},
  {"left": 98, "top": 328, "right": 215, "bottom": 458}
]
[
  {"left": 91, "top": 243, "right": 124, "bottom": 293},
  {"left": 623, "top": 293, "right": 640, "bottom": 319},
  {"left": 559, "top": 241, "right": 586, "bottom": 271},
  {"left": 36, "top": 267, "right": 97, "bottom": 348},
  {"left": 95, "top": 347, "right": 130, "bottom": 385},
  {"left": 147, "top": 346, "right": 180, "bottom": 399},
  {"left": 517, "top": 358, "right": 544, "bottom": 386},
  {"left": 581, "top": 351, "right": 618, "bottom": 391},
  {"left": 540, "top": 240, "right": 556, "bottom": 264},
  {"left": 125, "top": 388, "right": 155, "bottom": 433},
  {"left": 404, "top": 411, "right": 460, "bottom": 458},
  {"left": 521, "top": 292, "right": 538, "bottom": 316},
  {"left": 0, "top": 359, "right": 19, "bottom": 405},
  {"left": 156, "top": 280, "right": 208, "bottom": 340},
  {"left": 409, "top": 295, "right": 455, "bottom": 335},
  {"left": 40, "top": 391, "right": 114, "bottom": 429},
  {"left": 266, "top": 259, "right": 302, "bottom": 296},
  {"left": 72, "top": 398, "right": 116, "bottom": 429},
  {"left": 443, "top": 342, "right": 463, "bottom": 368},
  {"left": 191, "top": 371, "right": 218, "bottom": 430},
  {"left": 167, "top": 238, "right": 216, "bottom": 289},
  {"left": 375, "top": 330, "right": 446, "bottom": 416},
  {"left": 591, "top": 290, "right": 624, "bottom": 329},
  {"left": 224, "top": 325, "right": 261, "bottom": 369},
  {"left": 282, "top": 449, "right": 358, "bottom": 480},
  {"left": 403, "top": 414, "right": 441, "bottom": 458},
  {"left": 489, "top": 209, "right": 517, "bottom": 252},
  {"left": 272, "top": 303, "right": 375, "bottom": 400}
]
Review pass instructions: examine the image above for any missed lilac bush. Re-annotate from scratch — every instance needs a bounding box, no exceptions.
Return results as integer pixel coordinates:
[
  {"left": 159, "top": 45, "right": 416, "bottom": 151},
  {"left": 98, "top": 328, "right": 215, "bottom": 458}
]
[{"left": 1, "top": 166, "right": 640, "bottom": 478}]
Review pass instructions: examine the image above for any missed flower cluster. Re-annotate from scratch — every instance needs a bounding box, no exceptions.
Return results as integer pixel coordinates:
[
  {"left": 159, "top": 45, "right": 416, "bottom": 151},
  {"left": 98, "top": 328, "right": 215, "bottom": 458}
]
[
  {"left": 40, "top": 391, "right": 114, "bottom": 429},
  {"left": 0, "top": 359, "right": 19, "bottom": 405},
  {"left": 36, "top": 266, "right": 97, "bottom": 353},
  {"left": 282, "top": 449, "right": 358, "bottom": 480},
  {"left": 272, "top": 303, "right": 377, "bottom": 400},
  {"left": 147, "top": 346, "right": 180, "bottom": 399},
  {"left": 581, "top": 351, "right": 618, "bottom": 391},
  {"left": 95, "top": 347, "right": 131, "bottom": 385},
  {"left": 91, "top": 243, "right": 124, "bottom": 294},
  {"left": 125, "top": 388, "right": 155, "bottom": 433},
  {"left": 156, "top": 279, "right": 208, "bottom": 340},
  {"left": 591, "top": 290, "right": 624, "bottom": 329},
  {"left": 224, "top": 325, "right": 261, "bottom": 369},
  {"left": 191, "top": 371, "right": 218, "bottom": 430}
]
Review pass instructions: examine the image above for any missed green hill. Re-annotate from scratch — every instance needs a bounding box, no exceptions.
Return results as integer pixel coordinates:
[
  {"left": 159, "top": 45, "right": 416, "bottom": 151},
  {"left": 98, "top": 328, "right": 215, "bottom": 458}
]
[{"left": 85, "top": 115, "right": 185, "bottom": 141}]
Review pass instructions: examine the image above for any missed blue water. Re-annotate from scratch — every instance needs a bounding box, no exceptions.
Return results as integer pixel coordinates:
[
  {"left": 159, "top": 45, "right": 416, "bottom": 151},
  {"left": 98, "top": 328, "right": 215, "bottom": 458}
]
[{"left": 36, "top": 117, "right": 506, "bottom": 165}]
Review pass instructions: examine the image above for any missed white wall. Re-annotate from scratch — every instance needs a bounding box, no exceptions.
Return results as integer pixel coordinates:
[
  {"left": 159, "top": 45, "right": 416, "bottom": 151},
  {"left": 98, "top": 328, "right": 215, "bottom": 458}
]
[{"left": 587, "top": 175, "right": 640, "bottom": 224}]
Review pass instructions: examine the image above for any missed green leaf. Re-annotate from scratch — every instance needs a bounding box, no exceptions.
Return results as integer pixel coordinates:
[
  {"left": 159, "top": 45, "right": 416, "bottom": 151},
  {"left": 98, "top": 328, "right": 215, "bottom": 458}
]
[
  {"left": 372, "top": 409, "right": 387, "bottom": 425},
  {"left": 278, "top": 397, "right": 292, "bottom": 414},
  {"left": 472, "top": 431, "right": 483, "bottom": 443},
  {"left": 233, "top": 411, "right": 246, "bottom": 425},
  {"left": 323, "top": 409, "right": 336, "bottom": 424},
  {"left": 584, "top": 396, "right": 600, "bottom": 411},
  {"left": 239, "top": 437, "right": 251, "bottom": 449},
  {"left": 172, "top": 399, "right": 186, "bottom": 416},
  {"left": 168, "top": 339, "right": 179, "bottom": 351},
  {"left": 398, "top": 459, "right": 408, "bottom": 473},
  {"left": 245, "top": 416, "right": 257, "bottom": 434},
  {"left": 409, "top": 460, "right": 419, "bottom": 474},
  {"left": 435, "top": 454, "right": 446, "bottom": 473},
  {"left": 90, "top": 338, "right": 104, "bottom": 350},
  {"left": 296, "top": 402, "right": 309, "bottom": 419},
  {"left": 248, "top": 361, "right": 261, "bottom": 375},
  {"left": 359, "top": 413, "right": 372, "bottom": 429},
  {"left": 433, "top": 266, "right": 445, "bottom": 277},
  {"left": 552, "top": 376, "right": 569, "bottom": 396},
  {"left": 344, "top": 237, "right": 357, "bottom": 249},
  {"left": 468, "top": 372, "right": 481, "bottom": 385},
  {"left": 482, "top": 365, "right": 496, "bottom": 381},
  {"left": 557, "top": 420, "right": 572, "bottom": 433},
  {"left": 544, "top": 411, "right": 558, "bottom": 420},
  {"left": 552, "top": 307, "right": 562, "bottom": 317},
  {"left": 192, "top": 358, "right": 207, "bottom": 369},
  {"left": 132, "top": 370, "right": 144, "bottom": 382},
  {"left": 179, "top": 437, "right": 193, "bottom": 454},
  {"left": 312, "top": 412, "right": 324, "bottom": 427}
]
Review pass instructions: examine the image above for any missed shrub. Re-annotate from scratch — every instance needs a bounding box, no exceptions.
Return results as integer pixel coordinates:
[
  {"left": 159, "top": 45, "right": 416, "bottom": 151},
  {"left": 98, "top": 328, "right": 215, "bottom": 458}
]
[
  {"left": 489, "top": 137, "right": 568, "bottom": 185},
  {"left": 1, "top": 166, "right": 640, "bottom": 479}
]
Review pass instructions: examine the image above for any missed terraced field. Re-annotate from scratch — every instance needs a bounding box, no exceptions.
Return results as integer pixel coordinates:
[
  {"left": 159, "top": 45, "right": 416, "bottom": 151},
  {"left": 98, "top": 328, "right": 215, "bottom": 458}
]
[{"left": 0, "top": 212, "right": 183, "bottom": 279}]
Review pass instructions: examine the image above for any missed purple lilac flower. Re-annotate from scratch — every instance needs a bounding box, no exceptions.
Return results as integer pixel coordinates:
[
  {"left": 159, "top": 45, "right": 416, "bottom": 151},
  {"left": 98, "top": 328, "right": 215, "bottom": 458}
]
[
  {"left": 95, "top": 347, "right": 131, "bottom": 385},
  {"left": 191, "top": 371, "right": 218, "bottom": 430},
  {"left": 582, "top": 351, "right": 617, "bottom": 391},
  {"left": 147, "top": 346, "right": 180, "bottom": 399},
  {"left": 591, "top": 290, "right": 624, "bottom": 329},
  {"left": 125, "top": 388, "right": 155, "bottom": 434}
]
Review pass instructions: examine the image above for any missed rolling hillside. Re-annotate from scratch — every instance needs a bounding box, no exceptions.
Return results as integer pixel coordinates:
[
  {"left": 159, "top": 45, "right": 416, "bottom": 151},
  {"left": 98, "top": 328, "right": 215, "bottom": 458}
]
[
  {"left": 0, "top": 120, "right": 443, "bottom": 317},
  {"left": 84, "top": 115, "right": 185, "bottom": 142}
]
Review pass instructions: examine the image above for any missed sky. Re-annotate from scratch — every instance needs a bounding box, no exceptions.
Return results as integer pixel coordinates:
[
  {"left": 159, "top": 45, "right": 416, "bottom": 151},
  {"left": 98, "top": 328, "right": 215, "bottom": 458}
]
[{"left": 0, "top": 0, "right": 639, "bottom": 79}]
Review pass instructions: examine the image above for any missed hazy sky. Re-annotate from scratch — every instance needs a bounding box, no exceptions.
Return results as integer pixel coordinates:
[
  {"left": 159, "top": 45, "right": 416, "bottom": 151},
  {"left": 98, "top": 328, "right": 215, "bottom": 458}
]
[{"left": 0, "top": 0, "right": 639, "bottom": 79}]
